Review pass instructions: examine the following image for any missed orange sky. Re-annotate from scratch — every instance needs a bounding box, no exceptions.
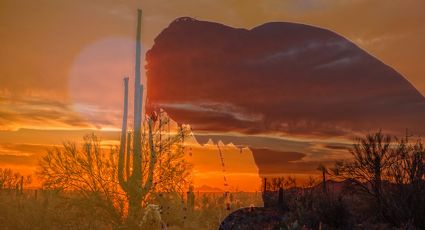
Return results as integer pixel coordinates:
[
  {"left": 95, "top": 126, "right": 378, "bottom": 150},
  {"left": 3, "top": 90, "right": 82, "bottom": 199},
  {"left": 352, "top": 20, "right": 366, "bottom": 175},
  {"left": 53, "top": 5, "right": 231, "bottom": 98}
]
[{"left": 1, "top": 0, "right": 424, "bottom": 191}]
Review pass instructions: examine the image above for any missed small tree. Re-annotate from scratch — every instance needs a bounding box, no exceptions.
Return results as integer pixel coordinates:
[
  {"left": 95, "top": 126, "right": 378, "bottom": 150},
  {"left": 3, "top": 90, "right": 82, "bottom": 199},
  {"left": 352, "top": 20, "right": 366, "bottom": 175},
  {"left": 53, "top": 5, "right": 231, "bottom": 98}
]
[
  {"left": 117, "top": 74, "right": 192, "bottom": 226},
  {"left": 117, "top": 109, "right": 191, "bottom": 221},
  {"left": 317, "top": 164, "right": 328, "bottom": 194},
  {"left": 264, "top": 176, "right": 296, "bottom": 192},
  {"left": 386, "top": 137, "right": 425, "bottom": 228},
  {"left": 38, "top": 124, "right": 191, "bottom": 226},
  {"left": 38, "top": 134, "right": 125, "bottom": 224},
  {"left": 0, "top": 168, "right": 31, "bottom": 193},
  {"left": 332, "top": 131, "right": 394, "bottom": 220}
]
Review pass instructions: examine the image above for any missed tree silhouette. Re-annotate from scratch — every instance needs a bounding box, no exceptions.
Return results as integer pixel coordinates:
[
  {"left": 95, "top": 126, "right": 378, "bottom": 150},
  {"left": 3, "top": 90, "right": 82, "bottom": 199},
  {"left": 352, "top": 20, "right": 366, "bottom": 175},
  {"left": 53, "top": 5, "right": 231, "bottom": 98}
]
[
  {"left": 0, "top": 168, "right": 31, "bottom": 193},
  {"left": 38, "top": 128, "right": 191, "bottom": 227},
  {"left": 332, "top": 131, "right": 394, "bottom": 220},
  {"left": 38, "top": 134, "right": 125, "bottom": 223},
  {"left": 317, "top": 164, "right": 328, "bottom": 194},
  {"left": 117, "top": 109, "right": 192, "bottom": 225},
  {"left": 386, "top": 136, "right": 425, "bottom": 228}
]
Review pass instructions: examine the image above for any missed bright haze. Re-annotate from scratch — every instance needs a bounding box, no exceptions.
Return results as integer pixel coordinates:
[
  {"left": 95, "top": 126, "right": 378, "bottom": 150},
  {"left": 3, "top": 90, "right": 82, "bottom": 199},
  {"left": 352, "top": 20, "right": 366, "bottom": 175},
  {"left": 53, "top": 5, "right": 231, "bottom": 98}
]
[{"left": 1, "top": 0, "right": 425, "bottom": 190}]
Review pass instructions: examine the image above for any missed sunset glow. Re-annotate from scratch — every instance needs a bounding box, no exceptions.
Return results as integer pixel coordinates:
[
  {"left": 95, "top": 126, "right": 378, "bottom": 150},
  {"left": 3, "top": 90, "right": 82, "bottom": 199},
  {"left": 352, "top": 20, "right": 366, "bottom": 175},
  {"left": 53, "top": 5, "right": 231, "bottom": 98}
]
[{"left": 1, "top": 0, "right": 425, "bottom": 191}]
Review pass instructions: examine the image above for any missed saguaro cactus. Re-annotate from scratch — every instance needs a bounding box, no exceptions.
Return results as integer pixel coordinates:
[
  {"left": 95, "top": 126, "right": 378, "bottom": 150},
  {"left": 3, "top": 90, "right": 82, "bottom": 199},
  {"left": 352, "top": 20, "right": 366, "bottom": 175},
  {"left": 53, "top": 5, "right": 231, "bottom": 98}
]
[
  {"left": 117, "top": 9, "right": 189, "bottom": 226},
  {"left": 117, "top": 9, "right": 152, "bottom": 223},
  {"left": 118, "top": 87, "right": 158, "bottom": 224},
  {"left": 317, "top": 164, "right": 328, "bottom": 194},
  {"left": 187, "top": 185, "right": 195, "bottom": 212}
]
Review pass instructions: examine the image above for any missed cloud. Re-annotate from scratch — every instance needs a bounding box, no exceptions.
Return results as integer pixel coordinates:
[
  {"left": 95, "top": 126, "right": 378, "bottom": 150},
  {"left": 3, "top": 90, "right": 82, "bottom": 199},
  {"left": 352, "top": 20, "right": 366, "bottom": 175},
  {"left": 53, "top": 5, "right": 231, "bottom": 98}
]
[
  {"left": 159, "top": 102, "right": 264, "bottom": 123},
  {"left": 1, "top": 0, "right": 424, "bottom": 178},
  {"left": 1, "top": 0, "right": 425, "bottom": 132},
  {"left": 0, "top": 143, "right": 50, "bottom": 166},
  {"left": 193, "top": 133, "right": 353, "bottom": 175},
  {"left": 0, "top": 155, "right": 37, "bottom": 166},
  {"left": 0, "top": 143, "right": 48, "bottom": 156},
  {"left": 250, "top": 148, "right": 333, "bottom": 175},
  {"left": 315, "top": 56, "right": 360, "bottom": 69},
  {"left": 323, "top": 144, "right": 351, "bottom": 151},
  {"left": 146, "top": 18, "right": 425, "bottom": 140},
  {"left": 0, "top": 129, "right": 120, "bottom": 166},
  {"left": 0, "top": 94, "right": 91, "bottom": 130},
  {"left": 252, "top": 39, "right": 351, "bottom": 64}
]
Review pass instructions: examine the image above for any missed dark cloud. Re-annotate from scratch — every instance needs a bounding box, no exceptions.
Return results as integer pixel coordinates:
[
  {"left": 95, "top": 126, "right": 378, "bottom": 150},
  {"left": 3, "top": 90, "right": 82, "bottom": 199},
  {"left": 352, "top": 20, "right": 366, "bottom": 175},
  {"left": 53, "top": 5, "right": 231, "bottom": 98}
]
[
  {"left": 324, "top": 144, "right": 351, "bottom": 151},
  {"left": 250, "top": 148, "right": 332, "bottom": 175},
  {"left": 0, "top": 143, "right": 50, "bottom": 166},
  {"left": 0, "top": 129, "right": 120, "bottom": 146},
  {"left": 0, "top": 143, "right": 49, "bottom": 156},
  {"left": 194, "top": 133, "right": 311, "bottom": 152},
  {"left": 0, "top": 131, "right": 120, "bottom": 166},
  {"left": 193, "top": 133, "right": 348, "bottom": 175},
  {"left": 0, "top": 155, "right": 38, "bottom": 166},
  {"left": 146, "top": 18, "right": 425, "bottom": 138},
  {"left": 0, "top": 94, "right": 91, "bottom": 130}
]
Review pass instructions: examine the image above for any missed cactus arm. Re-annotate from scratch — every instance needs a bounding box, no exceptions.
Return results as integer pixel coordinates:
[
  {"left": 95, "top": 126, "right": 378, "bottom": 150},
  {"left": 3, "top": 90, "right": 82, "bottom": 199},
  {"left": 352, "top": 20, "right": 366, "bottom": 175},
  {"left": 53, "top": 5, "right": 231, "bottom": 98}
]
[
  {"left": 131, "top": 85, "right": 144, "bottom": 188},
  {"left": 143, "top": 118, "right": 157, "bottom": 194},
  {"left": 133, "top": 9, "right": 142, "bottom": 133},
  {"left": 132, "top": 9, "right": 143, "bottom": 179},
  {"left": 125, "top": 132, "right": 131, "bottom": 180},
  {"left": 118, "top": 78, "right": 129, "bottom": 192}
]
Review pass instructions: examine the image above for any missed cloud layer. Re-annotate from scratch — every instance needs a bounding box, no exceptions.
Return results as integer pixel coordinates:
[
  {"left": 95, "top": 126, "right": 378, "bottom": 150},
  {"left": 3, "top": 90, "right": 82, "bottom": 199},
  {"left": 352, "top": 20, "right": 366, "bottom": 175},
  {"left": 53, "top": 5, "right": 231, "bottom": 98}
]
[{"left": 146, "top": 18, "right": 425, "bottom": 138}]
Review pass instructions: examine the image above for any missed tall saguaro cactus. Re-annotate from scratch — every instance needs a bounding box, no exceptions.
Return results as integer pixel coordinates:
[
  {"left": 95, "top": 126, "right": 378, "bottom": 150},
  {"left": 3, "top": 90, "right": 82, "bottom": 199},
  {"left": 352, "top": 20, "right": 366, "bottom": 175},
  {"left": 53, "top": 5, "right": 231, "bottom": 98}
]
[
  {"left": 117, "top": 9, "right": 152, "bottom": 223},
  {"left": 118, "top": 78, "right": 129, "bottom": 190},
  {"left": 117, "top": 9, "right": 189, "bottom": 226},
  {"left": 131, "top": 9, "right": 144, "bottom": 211}
]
